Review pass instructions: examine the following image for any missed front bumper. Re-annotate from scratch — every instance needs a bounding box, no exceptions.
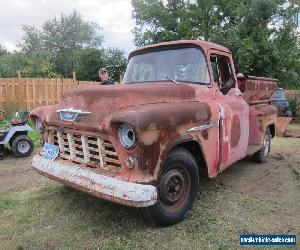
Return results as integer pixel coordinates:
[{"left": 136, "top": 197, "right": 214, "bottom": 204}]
[{"left": 32, "top": 155, "right": 157, "bottom": 207}]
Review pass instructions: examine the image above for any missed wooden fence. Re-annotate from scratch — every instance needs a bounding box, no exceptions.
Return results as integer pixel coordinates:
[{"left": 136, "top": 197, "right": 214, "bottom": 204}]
[
  {"left": 1, "top": 77, "right": 300, "bottom": 115},
  {"left": 0, "top": 78, "right": 98, "bottom": 110},
  {"left": 285, "top": 90, "right": 300, "bottom": 116}
]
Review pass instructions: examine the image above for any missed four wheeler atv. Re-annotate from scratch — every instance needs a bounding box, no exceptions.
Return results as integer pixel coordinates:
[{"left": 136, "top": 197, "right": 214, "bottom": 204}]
[{"left": 0, "top": 111, "right": 34, "bottom": 158}]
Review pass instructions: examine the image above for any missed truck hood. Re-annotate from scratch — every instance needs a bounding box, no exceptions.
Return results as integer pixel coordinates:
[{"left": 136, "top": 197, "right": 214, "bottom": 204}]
[{"left": 45, "top": 83, "right": 196, "bottom": 131}]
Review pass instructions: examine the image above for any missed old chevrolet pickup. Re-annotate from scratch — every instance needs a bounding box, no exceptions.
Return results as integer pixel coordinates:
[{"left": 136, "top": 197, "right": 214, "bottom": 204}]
[{"left": 30, "top": 40, "right": 278, "bottom": 226}]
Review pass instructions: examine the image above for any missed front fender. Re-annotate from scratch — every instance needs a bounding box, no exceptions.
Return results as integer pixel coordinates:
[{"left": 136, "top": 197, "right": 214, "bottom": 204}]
[
  {"left": 110, "top": 101, "right": 215, "bottom": 180},
  {"left": 30, "top": 105, "right": 58, "bottom": 123},
  {"left": 30, "top": 105, "right": 58, "bottom": 141}
]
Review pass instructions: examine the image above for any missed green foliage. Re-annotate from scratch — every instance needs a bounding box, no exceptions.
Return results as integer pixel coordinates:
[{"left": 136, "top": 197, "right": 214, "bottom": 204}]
[
  {"left": 40, "top": 11, "right": 103, "bottom": 77},
  {"left": 132, "top": 0, "right": 185, "bottom": 46},
  {"left": 0, "top": 104, "right": 24, "bottom": 129},
  {"left": 73, "top": 47, "right": 127, "bottom": 82},
  {"left": 104, "top": 48, "right": 128, "bottom": 82},
  {"left": 18, "top": 10, "right": 104, "bottom": 78},
  {"left": 0, "top": 114, "right": 13, "bottom": 130},
  {"left": 74, "top": 48, "right": 106, "bottom": 81},
  {"left": 28, "top": 127, "right": 41, "bottom": 148},
  {"left": 132, "top": 0, "right": 300, "bottom": 88},
  {"left": 0, "top": 44, "right": 8, "bottom": 57}
]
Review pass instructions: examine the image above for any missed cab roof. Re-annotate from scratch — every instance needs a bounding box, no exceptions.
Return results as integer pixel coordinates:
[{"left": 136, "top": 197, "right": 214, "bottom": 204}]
[{"left": 128, "top": 40, "right": 231, "bottom": 59}]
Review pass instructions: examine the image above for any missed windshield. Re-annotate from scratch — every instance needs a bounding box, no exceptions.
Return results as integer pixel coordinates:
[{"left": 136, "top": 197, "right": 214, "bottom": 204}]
[{"left": 123, "top": 47, "right": 210, "bottom": 84}]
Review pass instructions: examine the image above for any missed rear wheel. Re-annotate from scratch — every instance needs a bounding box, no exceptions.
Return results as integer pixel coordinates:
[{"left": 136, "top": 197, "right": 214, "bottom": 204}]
[
  {"left": 253, "top": 127, "right": 271, "bottom": 163},
  {"left": 143, "top": 148, "right": 199, "bottom": 226},
  {"left": 11, "top": 135, "right": 34, "bottom": 157}
]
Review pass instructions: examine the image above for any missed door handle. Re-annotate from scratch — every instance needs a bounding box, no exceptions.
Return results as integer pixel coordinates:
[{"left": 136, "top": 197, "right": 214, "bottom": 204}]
[{"left": 235, "top": 93, "right": 244, "bottom": 97}]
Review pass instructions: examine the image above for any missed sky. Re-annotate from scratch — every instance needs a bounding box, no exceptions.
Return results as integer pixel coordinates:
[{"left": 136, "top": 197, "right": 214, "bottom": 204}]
[{"left": 0, "top": 0, "right": 136, "bottom": 55}]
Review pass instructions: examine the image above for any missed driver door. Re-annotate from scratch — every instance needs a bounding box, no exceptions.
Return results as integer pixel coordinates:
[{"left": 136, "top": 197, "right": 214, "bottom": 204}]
[{"left": 210, "top": 51, "right": 249, "bottom": 171}]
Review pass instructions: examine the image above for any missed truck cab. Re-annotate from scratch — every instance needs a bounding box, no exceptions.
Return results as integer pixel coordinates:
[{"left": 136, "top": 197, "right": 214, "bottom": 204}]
[{"left": 31, "top": 40, "right": 277, "bottom": 226}]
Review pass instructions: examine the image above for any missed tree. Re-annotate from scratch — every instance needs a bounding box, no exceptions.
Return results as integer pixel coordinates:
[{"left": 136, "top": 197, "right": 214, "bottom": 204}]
[
  {"left": 0, "top": 44, "right": 7, "bottom": 57},
  {"left": 104, "top": 48, "right": 128, "bottom": 82},
  {"left": 132, "top": 0, "right": 300, "bottom": 88},
  {"left": 74, "top": 48, "right": 106, "bottom": 81},
  {"left": 132, "top": 0, "right": 187, "bottom": 47},
  {"left": 18, "top": 10, "right": 104, "bottom": 78},
  {"left": 18, "top": 25, "right": 44, "bottom": 56}
]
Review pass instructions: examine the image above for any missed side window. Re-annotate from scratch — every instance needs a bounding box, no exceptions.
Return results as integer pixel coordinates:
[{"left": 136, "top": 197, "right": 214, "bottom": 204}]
[
  {"left": 210, "top": 55, "right": 235, "bottom": 95},
  {"left": 210, "top": 56, "right": 220, "bottom": 86},
  {"left": 218, "top": 56, "right": 232, "bottom": 86}
]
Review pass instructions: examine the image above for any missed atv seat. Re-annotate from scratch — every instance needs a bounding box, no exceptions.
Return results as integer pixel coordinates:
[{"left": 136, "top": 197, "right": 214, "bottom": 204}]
[{"left": 11, "top": 111, "right": 30, "bottom": 126}]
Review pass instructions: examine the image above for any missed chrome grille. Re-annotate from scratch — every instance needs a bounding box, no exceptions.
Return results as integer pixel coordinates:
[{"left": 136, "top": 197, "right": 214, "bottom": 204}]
[{"left": 48, "top": 129, "right": 121, "bottom": 171}]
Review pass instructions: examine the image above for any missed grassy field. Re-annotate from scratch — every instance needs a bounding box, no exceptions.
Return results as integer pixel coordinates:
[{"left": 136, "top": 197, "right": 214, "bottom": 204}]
[{"left": 0, "top": 124, "right": 299, "bottom": 249}]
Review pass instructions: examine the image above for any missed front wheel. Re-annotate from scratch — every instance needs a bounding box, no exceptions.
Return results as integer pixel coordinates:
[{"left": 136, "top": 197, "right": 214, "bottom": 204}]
[
  {"left": 253, "top": 127, "right": 271, "bottom": 163},
  {"left": 11, "top": 135, "right": 34, "bottom": 157},
  {"left": 144, "top": 148, "right": 199, "bottom": 226}
]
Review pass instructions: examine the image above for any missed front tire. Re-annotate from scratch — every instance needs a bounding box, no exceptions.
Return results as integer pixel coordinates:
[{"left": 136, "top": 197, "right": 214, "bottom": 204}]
[
  {"left": 144, "top": 148, "right": 199, "bottom": 226},
  {"left": 253, "top": 127, "right": 271, "bottom": 163},
  {"left": 11, "top": 135, "right": 34, "bottom": 157}
]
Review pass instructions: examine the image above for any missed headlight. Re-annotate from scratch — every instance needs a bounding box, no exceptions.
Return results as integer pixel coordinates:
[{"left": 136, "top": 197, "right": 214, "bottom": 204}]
[
  {"left": 118, "top": 123, "right": 136, "bottom": 149},
  {"left": 35, "top": 118, "right": 44, "bottom": 132}
]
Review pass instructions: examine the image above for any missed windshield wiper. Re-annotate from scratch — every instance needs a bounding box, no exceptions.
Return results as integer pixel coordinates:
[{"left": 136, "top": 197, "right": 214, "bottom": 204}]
[{"left": 162, "top": 75, "right": 179, "bottom": 84}]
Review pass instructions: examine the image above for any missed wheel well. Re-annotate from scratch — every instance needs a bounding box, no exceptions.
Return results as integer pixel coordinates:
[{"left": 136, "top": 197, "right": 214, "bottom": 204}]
[
  {"left": 268, "top": 124, "right": 275, "bottom": 138},
  {"left": 174, "top": 141, "right": 208, "bottom": 176},
  {"left": 9, "top": 131, "right": 28, "bottom": 144}
]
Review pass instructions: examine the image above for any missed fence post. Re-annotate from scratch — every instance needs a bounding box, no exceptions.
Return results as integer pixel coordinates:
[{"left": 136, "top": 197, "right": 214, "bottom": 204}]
[
  {"left": 72, "top": 71, "right": 77, "bottom": 86},
  {"left": 25, "top": 78, "right": 30, "bottom": 110},
  {"left": 32, "top": 78, "right": 37, "bottom": 108}
]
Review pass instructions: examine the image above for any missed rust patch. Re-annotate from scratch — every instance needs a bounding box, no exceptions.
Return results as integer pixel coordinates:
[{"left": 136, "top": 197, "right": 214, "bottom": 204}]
[
  {"left": 201, "top": 130, "right": 209, "bottom": 140},
  {"left": 238, "top": 75, "right": 277, "bottom": 104},
  {"left": 230, "top": 115, "right": 241, "bottom": 148}
]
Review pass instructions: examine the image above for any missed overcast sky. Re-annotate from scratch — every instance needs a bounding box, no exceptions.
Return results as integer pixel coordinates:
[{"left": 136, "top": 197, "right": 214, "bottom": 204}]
[{"left": 0, "top": 0, "right": 136, "bottom": 55}]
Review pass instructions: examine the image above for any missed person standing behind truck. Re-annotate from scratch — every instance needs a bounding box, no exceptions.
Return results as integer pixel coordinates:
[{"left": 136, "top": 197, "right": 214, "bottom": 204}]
[{"left": 99, "top": 67, "right": 115, "bottom": 85}]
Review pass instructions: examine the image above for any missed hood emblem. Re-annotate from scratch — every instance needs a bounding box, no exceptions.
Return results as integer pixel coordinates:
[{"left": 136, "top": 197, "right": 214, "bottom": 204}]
[{"left": 57, "top": 108, "right": 91, "bottom": 122}]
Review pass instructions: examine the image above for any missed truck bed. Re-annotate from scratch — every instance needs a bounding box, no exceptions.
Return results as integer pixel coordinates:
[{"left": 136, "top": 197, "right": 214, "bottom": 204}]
[{"left": 238, "top": 75, "right": 278, "bottom": 105}]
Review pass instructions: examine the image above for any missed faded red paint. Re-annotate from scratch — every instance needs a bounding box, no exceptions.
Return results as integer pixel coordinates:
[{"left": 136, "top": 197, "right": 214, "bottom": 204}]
[{"left": 30, "top": 39, "right": 278, "bottom": 206}]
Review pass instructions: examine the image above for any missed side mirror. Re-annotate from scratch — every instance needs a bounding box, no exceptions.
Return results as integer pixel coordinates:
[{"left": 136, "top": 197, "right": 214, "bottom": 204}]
[
  {"left": 237, "top": 73, "right": 245, "bottom": 80},
  {"left": 215, "top": 78, "right": 235, "bottom": 96}
]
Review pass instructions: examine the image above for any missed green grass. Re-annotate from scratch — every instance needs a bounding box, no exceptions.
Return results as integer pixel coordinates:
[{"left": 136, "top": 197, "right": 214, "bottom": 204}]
[
  {"left": 0, "top": 196, "right": 18, "bottom": 211},
  {"left": 0, "top": 114, "right": 14, "bottom": 129},
  {"left": 0, "top": 123, "right": 299, "bottom": 249},
  {"left": 28, "top": 121, "right": 41, "bottom": 147}
]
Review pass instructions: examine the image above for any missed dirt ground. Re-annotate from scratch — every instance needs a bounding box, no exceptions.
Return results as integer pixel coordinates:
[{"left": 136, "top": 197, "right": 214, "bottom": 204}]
[{"left": 0, "top": 124, "right": 299, "bottom": 249}]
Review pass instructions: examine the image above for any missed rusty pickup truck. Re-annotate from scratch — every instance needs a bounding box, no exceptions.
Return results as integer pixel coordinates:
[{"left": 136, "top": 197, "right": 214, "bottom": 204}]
[{"left": 31, "top": 40, "right": 278, "bottom": 226}]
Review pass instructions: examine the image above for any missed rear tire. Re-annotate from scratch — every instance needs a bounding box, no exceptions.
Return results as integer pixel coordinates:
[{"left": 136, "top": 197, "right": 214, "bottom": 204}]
[
  {"left": 143, "top": 148, "right": 199, "bottom": 226},
  {"left": 11, "top": 135, "right": 34, "bottom": 157},
  {"left": 253, "top": 127, "right": 271, "bottom": 163}
]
